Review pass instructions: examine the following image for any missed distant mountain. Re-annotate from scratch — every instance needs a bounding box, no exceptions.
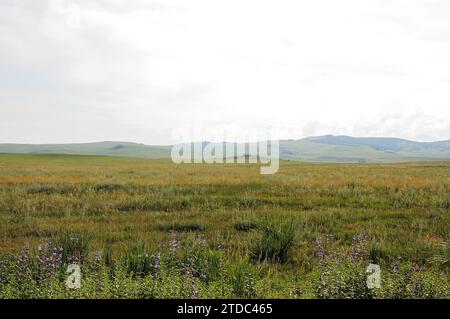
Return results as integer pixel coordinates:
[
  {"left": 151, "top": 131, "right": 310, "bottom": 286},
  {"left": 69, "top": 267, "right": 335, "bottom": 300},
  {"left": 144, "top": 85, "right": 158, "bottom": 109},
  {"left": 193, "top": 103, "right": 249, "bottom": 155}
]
[
  {"left": 1, "top": 135, "right": 449, "bottom": 163},
  {"left": 279, "top": 136, "right": 450, "bottom": 163},
  {"left": 305, "top": 135, "right": 450, "bottom": 152}
]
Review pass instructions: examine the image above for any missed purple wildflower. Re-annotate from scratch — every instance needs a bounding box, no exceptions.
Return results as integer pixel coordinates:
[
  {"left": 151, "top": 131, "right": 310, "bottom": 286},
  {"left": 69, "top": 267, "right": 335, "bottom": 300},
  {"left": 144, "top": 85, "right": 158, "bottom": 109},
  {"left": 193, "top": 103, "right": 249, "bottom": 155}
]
[
  {"left": 18, "top": 243, "right": 30, "bottom": 265},
  {"left": 189, "top": 277, "right": 198, "bottom": 299},
  {"left": 93, "top": 250, "right": 102, "bottom": 264},
  {"left": 349, "top": 233, "right": 368, "bottom": 262},
  {"left": 197, "top": 234, "right": 206, "bottom": 247},
  {"left": 169, "top": 231, "right": 180, "bottom": 254},
  {"left": 182, "top": 256, "right": 198, "bottom": 299},
  {"left": 36, "top": 240, "right": 63, "bottom": 275},
  {"left": 315, "top": 236, "right": 324, "bottom": 264},
  {"left": 151, "top": 253, "right": 161, "bottom": 279},
  {"left": 17, "top": 243, "right": 30, "bottom": 279},
  {"left": 392, "top": 256, "right": 402, "bottom": 276}
]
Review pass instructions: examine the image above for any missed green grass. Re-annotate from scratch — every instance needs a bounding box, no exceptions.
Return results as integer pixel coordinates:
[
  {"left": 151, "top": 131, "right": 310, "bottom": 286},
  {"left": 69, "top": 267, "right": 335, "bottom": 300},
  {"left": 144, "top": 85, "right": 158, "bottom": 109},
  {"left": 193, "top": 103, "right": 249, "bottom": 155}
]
[
  {"left": 0, "top": 154, "right": 448, "bottom": 298},
  {"left": 250, "top": 220, "right": 296, "bottom": 263},
  {"left": 233, "top": 220, "right": 258, "bottom": 232}
]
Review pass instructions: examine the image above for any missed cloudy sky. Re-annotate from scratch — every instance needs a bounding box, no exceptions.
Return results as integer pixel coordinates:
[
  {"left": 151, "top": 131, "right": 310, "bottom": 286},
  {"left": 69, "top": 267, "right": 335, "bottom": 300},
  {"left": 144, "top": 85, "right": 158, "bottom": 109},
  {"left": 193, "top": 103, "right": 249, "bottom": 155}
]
[{"left": 1, "top": 0, "right": 450, "bottom": 144}]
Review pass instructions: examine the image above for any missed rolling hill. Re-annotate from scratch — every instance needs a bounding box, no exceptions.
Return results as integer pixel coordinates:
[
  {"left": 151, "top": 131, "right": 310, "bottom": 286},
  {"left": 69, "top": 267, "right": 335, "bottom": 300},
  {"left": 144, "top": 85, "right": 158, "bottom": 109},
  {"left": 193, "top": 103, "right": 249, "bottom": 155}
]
[
  {"left": 0, "top": 141, "right": 172, "bottom": 159},
  {"left": 279, "top": 136, "right": 450, "bottom": 162},
  {"left": 1, "top": 136, "right": 449, "bottom": 163}
]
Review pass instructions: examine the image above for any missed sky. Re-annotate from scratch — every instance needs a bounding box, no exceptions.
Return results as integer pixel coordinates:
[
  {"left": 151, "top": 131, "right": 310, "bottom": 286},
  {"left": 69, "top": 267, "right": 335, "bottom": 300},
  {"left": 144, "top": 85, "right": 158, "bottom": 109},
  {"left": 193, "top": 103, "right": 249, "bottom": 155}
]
[{"left": 1, "top": 0, "right": 450, "bottom": 144}]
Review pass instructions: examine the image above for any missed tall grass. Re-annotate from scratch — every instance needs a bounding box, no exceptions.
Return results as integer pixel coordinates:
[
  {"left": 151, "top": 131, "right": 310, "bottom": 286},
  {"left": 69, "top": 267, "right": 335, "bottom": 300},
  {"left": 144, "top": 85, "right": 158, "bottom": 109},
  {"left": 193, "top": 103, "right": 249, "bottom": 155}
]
[
  {"left": 251, "top": 220, "right": 297, "bottom": 263},
  {"left": 121, "top": 242, "right": 159, "bottom": 278}
]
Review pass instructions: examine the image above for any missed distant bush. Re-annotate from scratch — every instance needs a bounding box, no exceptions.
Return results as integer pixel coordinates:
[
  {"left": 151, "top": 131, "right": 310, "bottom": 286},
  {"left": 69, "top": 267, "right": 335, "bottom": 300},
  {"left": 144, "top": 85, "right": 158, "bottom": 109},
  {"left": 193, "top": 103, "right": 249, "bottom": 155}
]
[
  {"left": 116, "top": 198, "right": 190, "bottom": 212},
  {"left": 158, "top": 222, "right": 205, "bottom": 232},
  {"left": 233, "top": 220, "right": 258, "bottom": 232},
  {"left": 237, "top": 198, "right": 265, "bottom": 209},
  {"left": 26, "top": 184, "right": 73, "bottom": 195}
]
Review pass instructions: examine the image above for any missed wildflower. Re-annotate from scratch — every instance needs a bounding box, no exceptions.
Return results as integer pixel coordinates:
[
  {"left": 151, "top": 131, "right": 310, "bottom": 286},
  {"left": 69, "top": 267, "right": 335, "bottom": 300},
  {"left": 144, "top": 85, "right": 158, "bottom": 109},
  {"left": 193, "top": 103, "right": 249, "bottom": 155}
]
[
  {"left": 94, "top": 251, "right": 102, "bottom": 264},
  {"left": 315, "top": 236, "right": 324, "bottom": 264},
  {"left": 189, "top": 277, "right": 198, "bottom": 299},
  {"left": 36, "top": 240, "right": 63, "bottom": 275},
  {"left": 17, "top": 243, "right": 30, "bottom": 280},
  {"left": 18, "top": 243, "right": 30, "bottom": 265},
  {"left": 392, "top": 256, "right": 402, "bottom": 276},
  {"left": 349, "top": 233, "right": 368, "bottom": 262},
  {"left": 69, "top": 251, "right": 81, "bottom": 264},
  {"left": 197, "top": 234, "right": 207, "bottom": 247},
  {"left": 150, "top": 253, "right": 161, "bottom": 279},
  {"left": 169, "top": 231, "right": 180, "bottom": 254}
]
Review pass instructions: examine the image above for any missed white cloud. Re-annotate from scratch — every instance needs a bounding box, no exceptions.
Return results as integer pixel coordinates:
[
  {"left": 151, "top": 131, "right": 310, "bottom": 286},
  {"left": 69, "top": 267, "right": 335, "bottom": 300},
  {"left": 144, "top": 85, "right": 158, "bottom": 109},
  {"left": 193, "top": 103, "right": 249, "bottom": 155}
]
[{"left": 0, "top": 0, "right": 449, "bottom": 143}]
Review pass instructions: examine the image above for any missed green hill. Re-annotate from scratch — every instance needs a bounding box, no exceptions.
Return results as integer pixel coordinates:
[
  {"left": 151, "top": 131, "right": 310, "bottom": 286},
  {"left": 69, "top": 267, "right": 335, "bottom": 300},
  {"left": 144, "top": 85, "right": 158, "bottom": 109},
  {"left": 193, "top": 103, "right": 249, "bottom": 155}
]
[
  {"left": 0, "top": 141, "right": 171, "bottom": 159},
  {"left": 1, "top": 136, "right": 449, "bottom": 163},
  {"left": 279, "top": 137, "right": 450, "bottom": 163}
]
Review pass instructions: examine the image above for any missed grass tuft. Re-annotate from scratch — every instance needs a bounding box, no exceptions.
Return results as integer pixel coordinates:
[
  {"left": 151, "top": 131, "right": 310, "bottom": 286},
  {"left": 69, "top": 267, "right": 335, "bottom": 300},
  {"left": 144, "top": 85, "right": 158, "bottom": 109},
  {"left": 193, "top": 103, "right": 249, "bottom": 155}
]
[
  {"left": 158, "top": 222, "right": 205, "bottom": 232},
  {"left": 250, "top": 220, "right": 297, "bottom": 263},
  {"left": 233, "top": 220, "right": 258, "bottom": 232}
]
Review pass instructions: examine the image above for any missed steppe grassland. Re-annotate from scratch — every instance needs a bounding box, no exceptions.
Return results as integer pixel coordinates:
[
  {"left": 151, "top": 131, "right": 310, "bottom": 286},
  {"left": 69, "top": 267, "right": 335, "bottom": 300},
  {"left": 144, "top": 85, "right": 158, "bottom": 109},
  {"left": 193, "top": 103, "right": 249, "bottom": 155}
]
[{"left": 0, "top": 154, "right": 448, "bottom": 298}]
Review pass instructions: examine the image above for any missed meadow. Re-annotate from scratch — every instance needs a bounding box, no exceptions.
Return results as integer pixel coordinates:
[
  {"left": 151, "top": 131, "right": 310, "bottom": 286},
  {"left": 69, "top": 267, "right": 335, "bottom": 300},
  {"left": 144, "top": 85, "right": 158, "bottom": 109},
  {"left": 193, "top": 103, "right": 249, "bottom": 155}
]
[{"left": 0, "top": 154, "right": 448, "bottom": 298}]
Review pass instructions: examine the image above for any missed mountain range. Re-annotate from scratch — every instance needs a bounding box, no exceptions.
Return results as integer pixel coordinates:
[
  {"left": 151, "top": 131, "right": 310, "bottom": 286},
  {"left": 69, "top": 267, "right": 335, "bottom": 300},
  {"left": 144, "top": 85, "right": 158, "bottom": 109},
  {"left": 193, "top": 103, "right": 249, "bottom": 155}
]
[{"left": 1, "top": 135, "right": 449, "bottom": 163}]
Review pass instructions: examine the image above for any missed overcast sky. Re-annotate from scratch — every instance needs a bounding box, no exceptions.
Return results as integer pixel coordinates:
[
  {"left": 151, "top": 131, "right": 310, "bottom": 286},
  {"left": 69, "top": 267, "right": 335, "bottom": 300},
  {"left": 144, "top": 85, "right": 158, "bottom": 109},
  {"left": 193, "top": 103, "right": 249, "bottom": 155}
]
[{"left": 1, "top": 0, "right": 450, "bottom": 144}]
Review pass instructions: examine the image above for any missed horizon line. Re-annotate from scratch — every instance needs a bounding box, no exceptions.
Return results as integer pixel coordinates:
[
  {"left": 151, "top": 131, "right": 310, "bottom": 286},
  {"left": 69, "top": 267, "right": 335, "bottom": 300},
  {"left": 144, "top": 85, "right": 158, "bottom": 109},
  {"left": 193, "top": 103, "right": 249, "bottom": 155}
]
[{"left": 1, "top": 134, "right": 450, "bottom": 146}]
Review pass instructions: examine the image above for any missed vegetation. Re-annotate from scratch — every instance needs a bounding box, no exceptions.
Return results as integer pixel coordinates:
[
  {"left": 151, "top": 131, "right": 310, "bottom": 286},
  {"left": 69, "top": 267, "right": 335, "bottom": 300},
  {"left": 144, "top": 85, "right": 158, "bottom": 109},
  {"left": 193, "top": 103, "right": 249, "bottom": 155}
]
[
  {"left": 0, "top": 154, "right": 448, "bottom": 298},
  {"left": 2, "top": 134, "right": 450, "bottom": 163}
]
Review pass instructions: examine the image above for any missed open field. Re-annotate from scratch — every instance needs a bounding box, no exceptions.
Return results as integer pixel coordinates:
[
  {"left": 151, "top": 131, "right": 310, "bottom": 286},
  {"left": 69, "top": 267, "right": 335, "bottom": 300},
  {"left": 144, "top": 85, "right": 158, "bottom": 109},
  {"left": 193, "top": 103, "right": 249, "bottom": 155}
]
[{"left": 0, "top": 154, "right": 449, "bottom": 298}]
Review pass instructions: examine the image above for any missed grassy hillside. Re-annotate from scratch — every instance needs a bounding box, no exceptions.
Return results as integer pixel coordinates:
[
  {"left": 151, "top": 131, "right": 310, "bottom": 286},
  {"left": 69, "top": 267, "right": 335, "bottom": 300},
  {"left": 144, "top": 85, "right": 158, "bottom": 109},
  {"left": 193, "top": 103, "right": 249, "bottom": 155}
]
[
  {"left": 1, "top": 136, "right": 449, "bottom": 163},
  {"left": 0, "top": 141, "right": 171, "bottom": 158},
  {"left": 0, "top": 154, "right": 448, "bottom": 298},
  {"left": 280, "top": 138, "right": 450, "bottom": 163}
]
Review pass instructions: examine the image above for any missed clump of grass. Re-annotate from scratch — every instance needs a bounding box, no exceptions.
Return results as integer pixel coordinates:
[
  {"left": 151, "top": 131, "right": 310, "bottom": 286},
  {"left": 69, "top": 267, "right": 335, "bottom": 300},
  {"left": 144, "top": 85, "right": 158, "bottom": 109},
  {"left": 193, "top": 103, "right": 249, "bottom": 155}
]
[
  {"left": 92, "top": 183, "right": 125, "bottom": 192},
  {"left": 158, "top": 222, "right": 205, "bottom": 232},
  {"left": 166, "top": 236, "right": 222, "bottom": 282},
  {"left": 237, "top": 198, "right": 265, "bottom": 209},
  {"left": 316, "top": 260, "right": 374, "bottom": 299},
  {"left": 116, "top": 198, "right": 190, "bottom": 212},
  {"left": 121, "top": 242, "right": 160, "bottom": 278},
  {"left": 315, "top": 257, "right": 449, "bottom": 299},
  {"left": 233, "top": 220, "right": 258, "bottom": 232},
  {"left": 227, "top": 258, "right": 261, "bottom": 298},
  {"left": 381, "top": 260, "right": 449, "bottom": 298},
  {"left": 102, "top": 241, "right": 115, "bottom": 270},
  {"left": 250, "top": 220, "right": 296, "bottom": 263},
  {"left": 26, "top": 184, "right": 73, "bottom": 195},
  {"left": 54, "top": 230, "right": 93, "bottom": 264}
]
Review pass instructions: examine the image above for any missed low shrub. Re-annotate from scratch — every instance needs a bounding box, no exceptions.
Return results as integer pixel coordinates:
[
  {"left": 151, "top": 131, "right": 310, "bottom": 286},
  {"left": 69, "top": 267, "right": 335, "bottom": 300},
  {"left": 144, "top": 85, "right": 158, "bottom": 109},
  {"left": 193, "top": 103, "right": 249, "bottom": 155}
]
[
  {"left": 159, "top": 222, "right": 205, "bottom": 232},
  {"left": 233, "top": 220, "right": 258, "bottom": 232}
]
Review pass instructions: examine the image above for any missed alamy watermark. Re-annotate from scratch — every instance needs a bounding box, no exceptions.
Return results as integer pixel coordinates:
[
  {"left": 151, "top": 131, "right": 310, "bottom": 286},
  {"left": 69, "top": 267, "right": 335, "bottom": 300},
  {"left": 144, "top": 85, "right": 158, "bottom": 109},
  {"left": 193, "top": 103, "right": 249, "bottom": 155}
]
[
  {"left": 170, "top": 126, "right": 280, "bottom": 174},
  {"left": 65, "top": 263, "right": 81, "bottom": 289},
  {"left": 366, "top": 263, "right": 381, "bottom": 289},
  {"left": 61, "top": 261, "right": 380, "bottom": 290}
]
